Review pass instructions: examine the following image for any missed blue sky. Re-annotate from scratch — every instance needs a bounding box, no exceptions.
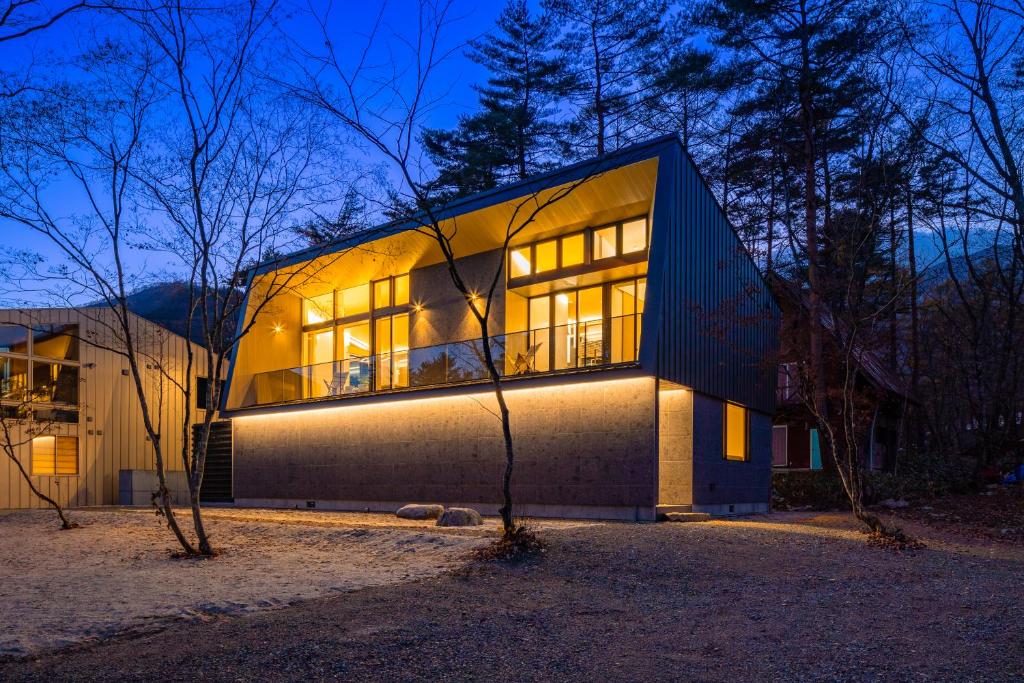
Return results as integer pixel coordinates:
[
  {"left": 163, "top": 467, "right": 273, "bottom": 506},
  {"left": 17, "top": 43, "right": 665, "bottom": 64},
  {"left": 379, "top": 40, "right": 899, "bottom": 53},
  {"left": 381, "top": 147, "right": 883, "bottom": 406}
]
[{"left": 0, "top": 0, "right": 509, "bottom": 304}]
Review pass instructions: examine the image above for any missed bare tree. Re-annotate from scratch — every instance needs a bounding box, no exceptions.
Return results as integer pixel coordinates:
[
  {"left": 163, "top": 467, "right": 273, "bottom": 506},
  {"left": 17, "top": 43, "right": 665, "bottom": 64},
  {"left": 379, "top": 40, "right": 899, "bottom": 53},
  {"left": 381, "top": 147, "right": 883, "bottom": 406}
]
[
  {"left": 0, "top": 396, "right": 77, "bottom": 529},
  {"left": 291, "top": 0, "right": 601, "bottom": 539},
  {"left": 0, "top": 3, "right": 339, "bottom": 555}
]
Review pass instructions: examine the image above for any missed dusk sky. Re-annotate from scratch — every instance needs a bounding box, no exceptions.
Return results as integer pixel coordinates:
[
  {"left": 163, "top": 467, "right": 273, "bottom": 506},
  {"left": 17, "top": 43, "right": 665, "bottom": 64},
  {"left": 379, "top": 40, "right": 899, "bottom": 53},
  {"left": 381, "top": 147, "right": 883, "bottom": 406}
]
[{"left": 0, "top": 0, "right": 509, "bottom": 305}]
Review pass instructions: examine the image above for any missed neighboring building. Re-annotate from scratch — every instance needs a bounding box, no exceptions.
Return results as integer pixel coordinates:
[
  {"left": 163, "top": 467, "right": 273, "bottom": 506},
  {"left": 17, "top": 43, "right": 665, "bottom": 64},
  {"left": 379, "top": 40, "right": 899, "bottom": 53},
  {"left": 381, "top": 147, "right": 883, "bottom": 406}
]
[
  {"left": 0, "top": 307, "right": 218, "bottom": 510},
  {"left": 223, "top": 135, "right": 780, "bottom": 520},
  {"left": 770, "top": 278, "right": 914, "bottom": 472}
]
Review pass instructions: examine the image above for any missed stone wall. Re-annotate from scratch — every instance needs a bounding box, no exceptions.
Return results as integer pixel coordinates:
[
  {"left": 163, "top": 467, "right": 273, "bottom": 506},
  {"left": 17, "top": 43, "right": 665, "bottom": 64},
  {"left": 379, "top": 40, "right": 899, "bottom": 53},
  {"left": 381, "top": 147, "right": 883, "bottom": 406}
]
[{"left": 233, "top": 376, "right": 658, "bottom": 518}]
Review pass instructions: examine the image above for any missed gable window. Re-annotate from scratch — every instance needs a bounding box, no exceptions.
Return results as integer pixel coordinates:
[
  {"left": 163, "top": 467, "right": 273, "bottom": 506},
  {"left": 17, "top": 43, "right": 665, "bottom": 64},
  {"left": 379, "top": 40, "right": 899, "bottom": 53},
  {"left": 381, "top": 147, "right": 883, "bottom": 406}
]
[
  {"left": 724, "top": 402, "right": 749, "bottom": 461},
  {"left": 31, "top": 435, "right": 78, "bottom": 476},
  {"left": 508, "top": 217, "right": 648, "bottom": 282}
]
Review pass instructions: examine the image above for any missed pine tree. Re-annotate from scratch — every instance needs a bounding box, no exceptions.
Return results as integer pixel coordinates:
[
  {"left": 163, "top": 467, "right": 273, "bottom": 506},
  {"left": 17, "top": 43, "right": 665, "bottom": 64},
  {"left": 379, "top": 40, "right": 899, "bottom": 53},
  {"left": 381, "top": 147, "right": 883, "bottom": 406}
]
[
  {"left": 544, "top": 0, "right": 669, "bottom": 157},
  {"left": 422, "top": 0, "right": 567, "bottom": 198}
]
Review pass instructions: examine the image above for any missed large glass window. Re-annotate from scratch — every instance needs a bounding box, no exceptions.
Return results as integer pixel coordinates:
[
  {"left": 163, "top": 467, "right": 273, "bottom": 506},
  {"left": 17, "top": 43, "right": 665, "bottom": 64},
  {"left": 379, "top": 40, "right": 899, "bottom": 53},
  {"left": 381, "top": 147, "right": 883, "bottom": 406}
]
[
  {"left": 31, "top": 435, "right": 78, "bottom": 476},
  {"left": 528, "top": 296, "right": 550, "bottom": 372},
  {"left": 724, "top": 402, "right": 748, "bottom": 461},
  {"left": 33, "top": 325, "right": 79, "bottom": 361},
  {"left": 32, "top": 362, "right": 78, "bottom": 405},
  {"left": 0, "top": 324, "right": 29, "bottom": 354},
  {"left": 374, "top": 314, "right": 409, "bottom": 390},
  {"left": 1, "top": 356, "right": 29, "bottom": 401}
]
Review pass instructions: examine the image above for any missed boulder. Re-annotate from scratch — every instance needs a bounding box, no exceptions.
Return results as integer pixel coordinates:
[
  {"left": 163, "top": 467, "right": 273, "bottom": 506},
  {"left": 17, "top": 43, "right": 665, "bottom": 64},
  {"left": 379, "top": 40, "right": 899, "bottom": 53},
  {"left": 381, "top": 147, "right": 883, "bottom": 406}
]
[
  {"left": 436, "top": 507, "right": 484, "bottom": 527},
  {"left": 396, "top": 504, "right": 445, "bottom": 520}
]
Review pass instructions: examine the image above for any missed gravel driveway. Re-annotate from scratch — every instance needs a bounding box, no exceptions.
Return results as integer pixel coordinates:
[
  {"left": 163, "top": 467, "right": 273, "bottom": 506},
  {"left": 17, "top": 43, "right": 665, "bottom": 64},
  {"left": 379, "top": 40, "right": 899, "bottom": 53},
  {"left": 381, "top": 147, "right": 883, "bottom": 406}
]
[{"left": 3, "top": 511, "right": 1022, "bottom": 682}]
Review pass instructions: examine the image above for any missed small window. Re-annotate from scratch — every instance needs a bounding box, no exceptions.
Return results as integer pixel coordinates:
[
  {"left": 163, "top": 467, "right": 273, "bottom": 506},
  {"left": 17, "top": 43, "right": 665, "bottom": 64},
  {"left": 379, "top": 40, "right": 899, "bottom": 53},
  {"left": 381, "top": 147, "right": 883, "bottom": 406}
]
[
  {"left": 724, "top": 402, "right": 748, "bottom": 461},
  {"left": 622, "top": 219, "right": 647, "bottom": 254},
  {"left": 560, "top": 233, "right": 584, "bottom": 267},
  {"left": 0, "top": 324, "right": 30, "bottom": 354},
  {"left": 33, "top": 407, "right": 79, "bottom": 424},
  {"left": 303, "top": 292, "right": 333, "bottom": 325},
  {"left": 373, "top": 279, "right": 392, "bottom": 310},
  {"left": 337, "top": 284, "right": 369, "bottom": 318},
  {"left": 196, "top": 377, "right": 226, "bottom": 410},
  {"left": 535, "top": 240, "right": 558, "bottom": 273},
  {"left": 593, "top": 225, "right": 617, "bottom": 260},
  {"left": 32, "top": 435, "right": 78, "bottom": 476},
  {"left": 393, "top": 274, "right": 410, "bottom": 306},
  {"left": 772, "top": 425, "right": 788, "bottom": 466},
  {"left": 510, "top": 247, "right": 532, "bottom": 278}
]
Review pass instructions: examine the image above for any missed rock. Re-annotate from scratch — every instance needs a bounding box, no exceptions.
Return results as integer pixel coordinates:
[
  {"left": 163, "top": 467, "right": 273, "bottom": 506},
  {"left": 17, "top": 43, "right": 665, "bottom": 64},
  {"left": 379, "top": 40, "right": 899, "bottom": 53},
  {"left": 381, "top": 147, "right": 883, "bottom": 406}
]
[
  {"left": 396, "top": 504, "right": 445, "bottom": 520},
  {"left": 880, "top": 498, "right": 910, "bottom": 509},
  {"left": 662, "top": 512, "right": 711, "bottom": 523},
  {"left": 436, "top": 507, "right": 483, "bottom": 527}
]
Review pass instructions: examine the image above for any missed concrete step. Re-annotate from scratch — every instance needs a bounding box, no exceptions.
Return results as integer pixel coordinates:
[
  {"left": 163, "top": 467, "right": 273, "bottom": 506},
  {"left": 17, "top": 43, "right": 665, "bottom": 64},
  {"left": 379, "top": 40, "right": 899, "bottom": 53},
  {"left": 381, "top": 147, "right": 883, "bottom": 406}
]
[{"left": 661, "top": 512, "right": 712, "bottom": 523}]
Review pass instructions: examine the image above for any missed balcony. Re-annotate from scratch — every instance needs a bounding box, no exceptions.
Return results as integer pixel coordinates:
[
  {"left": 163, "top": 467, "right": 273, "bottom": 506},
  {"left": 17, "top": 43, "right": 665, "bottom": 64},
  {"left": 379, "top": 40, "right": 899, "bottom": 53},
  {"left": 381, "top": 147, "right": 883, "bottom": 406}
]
[{"left": 238, "top": 313, "right": 642, "bottom": 408}]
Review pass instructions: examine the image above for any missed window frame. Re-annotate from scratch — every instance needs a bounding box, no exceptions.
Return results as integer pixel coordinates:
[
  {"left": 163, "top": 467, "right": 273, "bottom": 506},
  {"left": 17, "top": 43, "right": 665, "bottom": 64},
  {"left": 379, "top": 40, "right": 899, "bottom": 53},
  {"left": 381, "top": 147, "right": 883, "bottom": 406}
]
[
  {"left": 723, "top": 401, "right": 750, "bottom": 462},
  {"left": 31, "top": 434, "right": 79, "bottom": 477},
  {"left": 507, "top": 217, "right": 649, "bottom": 285},
  {"left": 1, "top": 322, "right": 81, "bottom": 424}
]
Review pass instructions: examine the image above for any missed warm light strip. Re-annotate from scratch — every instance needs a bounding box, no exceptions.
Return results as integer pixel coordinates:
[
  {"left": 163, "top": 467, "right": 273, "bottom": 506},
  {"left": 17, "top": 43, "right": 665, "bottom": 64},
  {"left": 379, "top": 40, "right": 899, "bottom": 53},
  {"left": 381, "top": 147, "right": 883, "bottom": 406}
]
[{"left": 233, "top": 376, "right": 656, "bottom": 421}]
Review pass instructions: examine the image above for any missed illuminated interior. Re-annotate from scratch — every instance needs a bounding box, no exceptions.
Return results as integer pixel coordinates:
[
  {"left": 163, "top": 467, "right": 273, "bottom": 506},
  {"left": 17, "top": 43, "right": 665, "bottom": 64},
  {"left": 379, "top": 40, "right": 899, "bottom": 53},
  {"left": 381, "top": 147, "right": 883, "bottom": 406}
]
[
  {"left": 725, "top": 402, "right": 748, "bottom": 461},
  {"left": 226, "top": 158, "right": 658, "bottom": 410}
]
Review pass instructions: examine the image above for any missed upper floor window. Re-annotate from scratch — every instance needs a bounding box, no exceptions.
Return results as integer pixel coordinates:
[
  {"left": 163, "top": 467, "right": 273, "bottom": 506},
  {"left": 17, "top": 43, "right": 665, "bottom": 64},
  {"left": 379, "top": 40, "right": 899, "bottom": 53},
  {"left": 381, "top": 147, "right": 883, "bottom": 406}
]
[
  {"left": 0, "top": 323, "right": 80, "bottom": 423},
  {"left": 508, "top": 216, "right": 649, "bottom": 282}
]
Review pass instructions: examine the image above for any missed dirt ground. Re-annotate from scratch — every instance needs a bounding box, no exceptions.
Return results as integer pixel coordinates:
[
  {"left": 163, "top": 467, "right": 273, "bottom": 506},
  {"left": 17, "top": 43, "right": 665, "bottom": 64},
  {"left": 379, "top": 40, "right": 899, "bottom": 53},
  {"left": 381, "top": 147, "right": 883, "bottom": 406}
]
[
  {"left": 2, "top": 507, "right": 1021, "bottom": 682},
  {"left": 0, "top": 507, "right": 489, "bottom": 657}
]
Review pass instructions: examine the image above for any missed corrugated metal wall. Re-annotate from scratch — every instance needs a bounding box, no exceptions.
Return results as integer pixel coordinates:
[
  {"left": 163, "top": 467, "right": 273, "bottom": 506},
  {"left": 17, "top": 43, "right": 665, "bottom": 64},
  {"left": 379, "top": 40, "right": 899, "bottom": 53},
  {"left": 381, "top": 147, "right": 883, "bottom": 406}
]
[
  {"left": 0, "top": 308, "right": 208, "bottom": 510},
  {"left": 643, "top": 143, "right": 779, "bottom": 415}
]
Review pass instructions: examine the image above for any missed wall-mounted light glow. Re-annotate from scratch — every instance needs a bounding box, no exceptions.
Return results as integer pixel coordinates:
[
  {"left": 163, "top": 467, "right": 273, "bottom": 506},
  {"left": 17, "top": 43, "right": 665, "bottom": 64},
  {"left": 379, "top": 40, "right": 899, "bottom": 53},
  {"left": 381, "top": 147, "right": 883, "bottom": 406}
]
[
  {"left": 272, "top": 323, "right": 285, "bottom": 334},
  {"left": 412, "top": 301, "right": 425, "bottom": 313}
]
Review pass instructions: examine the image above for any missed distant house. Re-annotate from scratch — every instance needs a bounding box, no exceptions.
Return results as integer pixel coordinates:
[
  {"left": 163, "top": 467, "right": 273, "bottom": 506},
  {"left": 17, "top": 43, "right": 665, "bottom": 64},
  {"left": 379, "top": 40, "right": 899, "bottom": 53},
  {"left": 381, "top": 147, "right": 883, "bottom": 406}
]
[
  {"left": 222, "top": 135, "right": 780, "bottom": 520},
  {"left": 0, "top": 307, "right": 222, "bottom": 510},
  {"left": 770, "top": 278, "right": 914, "bottom": 472}
]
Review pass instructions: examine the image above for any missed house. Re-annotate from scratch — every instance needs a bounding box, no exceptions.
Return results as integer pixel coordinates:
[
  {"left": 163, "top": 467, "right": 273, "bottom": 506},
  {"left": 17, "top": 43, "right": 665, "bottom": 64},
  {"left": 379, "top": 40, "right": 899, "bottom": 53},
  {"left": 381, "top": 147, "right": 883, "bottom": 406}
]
[
  {"left": 770, "top": 278, "right": 914, "bottom": 472},
  {"left": 0, "top": 307, "right": 225, "bottom": 510},
  {"left": 222, "top": 135, "right": 780, "bottom": 520}
]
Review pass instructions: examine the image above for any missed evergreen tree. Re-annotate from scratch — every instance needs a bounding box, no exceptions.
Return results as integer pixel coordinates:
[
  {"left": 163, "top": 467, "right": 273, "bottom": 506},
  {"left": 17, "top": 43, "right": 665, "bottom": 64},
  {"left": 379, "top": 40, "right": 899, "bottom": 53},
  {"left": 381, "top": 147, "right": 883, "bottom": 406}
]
[
  {"left": 544, "top": 0, "right": 670, "bottom": 157},
  {"left": 422, "top": 0, "right": 567, "bottom": 198}
]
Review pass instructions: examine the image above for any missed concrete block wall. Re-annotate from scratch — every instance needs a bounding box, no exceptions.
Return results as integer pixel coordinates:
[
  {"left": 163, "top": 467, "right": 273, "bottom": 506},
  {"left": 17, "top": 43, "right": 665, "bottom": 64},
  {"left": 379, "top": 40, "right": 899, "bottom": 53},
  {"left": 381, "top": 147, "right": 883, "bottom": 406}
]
[
  {"left": 657, "top": 385, "right": 693, "bottom": 505},
  {"left": 232, "top": 376, "right": 658, "bottom": 519},
  {"left": 690, "top": 392, "right": 772, "bottom": 513}
]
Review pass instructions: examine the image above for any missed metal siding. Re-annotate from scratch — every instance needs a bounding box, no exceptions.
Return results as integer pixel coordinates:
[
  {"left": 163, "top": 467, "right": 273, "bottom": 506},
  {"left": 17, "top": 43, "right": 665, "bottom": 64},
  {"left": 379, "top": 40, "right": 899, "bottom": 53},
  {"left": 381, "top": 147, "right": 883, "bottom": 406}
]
[{"left": 653, "top": 145, "right": 779, "bottom": 414}]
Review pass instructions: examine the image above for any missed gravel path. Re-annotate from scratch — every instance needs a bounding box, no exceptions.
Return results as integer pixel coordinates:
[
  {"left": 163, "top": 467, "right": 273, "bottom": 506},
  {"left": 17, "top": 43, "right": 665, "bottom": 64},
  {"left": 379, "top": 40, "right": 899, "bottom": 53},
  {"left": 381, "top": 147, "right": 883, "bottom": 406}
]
[{"left": 3, "top": 510, "right": 1021, "bottom": 682}]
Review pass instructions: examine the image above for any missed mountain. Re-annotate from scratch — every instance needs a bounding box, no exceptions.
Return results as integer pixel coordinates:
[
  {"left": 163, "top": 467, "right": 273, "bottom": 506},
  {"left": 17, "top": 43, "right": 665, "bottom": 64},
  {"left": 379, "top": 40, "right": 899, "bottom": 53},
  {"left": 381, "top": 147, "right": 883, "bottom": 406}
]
[{"left": 98, "top": 281, "right": 241, "bottom": 346}]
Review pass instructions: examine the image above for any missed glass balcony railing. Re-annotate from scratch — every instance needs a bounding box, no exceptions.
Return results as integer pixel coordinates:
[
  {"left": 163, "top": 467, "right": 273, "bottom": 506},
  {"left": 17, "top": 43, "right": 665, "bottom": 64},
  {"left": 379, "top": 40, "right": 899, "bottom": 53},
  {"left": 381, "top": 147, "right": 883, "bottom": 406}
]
[{"left": 240, "top": 313, "right": 642, "bottom": 408}]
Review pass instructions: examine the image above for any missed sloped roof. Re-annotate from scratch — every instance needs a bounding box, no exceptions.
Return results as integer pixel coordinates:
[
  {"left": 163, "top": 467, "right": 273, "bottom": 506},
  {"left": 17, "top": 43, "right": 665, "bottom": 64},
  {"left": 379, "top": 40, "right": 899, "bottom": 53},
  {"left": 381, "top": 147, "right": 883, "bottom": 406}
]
[{"left": 770, "top": 275, "right": 913, "bottom": 401}]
